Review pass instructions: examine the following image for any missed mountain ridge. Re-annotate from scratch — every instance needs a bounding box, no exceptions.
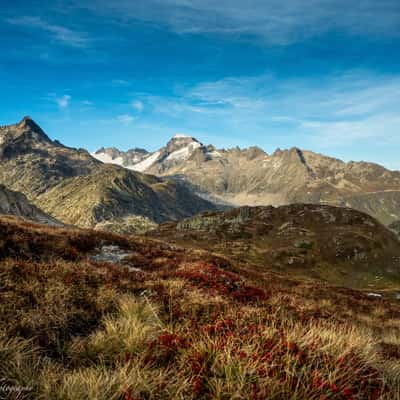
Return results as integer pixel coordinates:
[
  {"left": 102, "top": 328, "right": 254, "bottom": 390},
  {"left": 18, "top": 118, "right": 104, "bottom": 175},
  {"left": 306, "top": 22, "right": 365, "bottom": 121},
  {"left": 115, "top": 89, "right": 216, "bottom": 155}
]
[
  {"left": 0, "top": 118, "right": 218, "bottom": 230},
  {"left": 94, "top": 135, "right": 400, "bottom": 225}
]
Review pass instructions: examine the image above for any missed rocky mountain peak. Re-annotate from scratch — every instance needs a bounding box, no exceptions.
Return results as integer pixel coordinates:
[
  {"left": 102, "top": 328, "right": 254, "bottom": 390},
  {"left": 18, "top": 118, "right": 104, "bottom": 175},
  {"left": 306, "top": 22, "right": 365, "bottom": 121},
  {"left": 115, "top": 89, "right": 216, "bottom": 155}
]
[
  {"left": 95, "top": 146, "right": 106, "bottom": 154},
  {"left": 94, "top": 147, "right": 122, "bottom": 158},
  {"left": 1, "top": 116, "right": 52, "bottom": 144},
  {"left": 19, "top": 115, "right": 38, "bottom": 128},
  {"left": 0, "top": 116, "right": 55, "bottom": 160},
  {"left": 19, "top": 116, "right": 49, "bottom": 138},
  {"left": 93, "top": 146, "right": 150, "bottom": 169},
  {"left": 165, "top": 134, "right": 202, "bottom": 153},
  {"left": 292, "top": 147, "right": 306, "bottom": 161},
  {"left": 272, "top": 147, "right": 284, "bottom": 157},
  {"left": 243, "top": 146, "right": 267, "bottom": 160},
  {"left": 126, "top": 147, "right": 148, "bottom": 155},
  {"left": 287, "top": 147, "right": 316, "bottom": 178},
  {"left": 155, "top": 135, "right": 205, "bottom": 166}
]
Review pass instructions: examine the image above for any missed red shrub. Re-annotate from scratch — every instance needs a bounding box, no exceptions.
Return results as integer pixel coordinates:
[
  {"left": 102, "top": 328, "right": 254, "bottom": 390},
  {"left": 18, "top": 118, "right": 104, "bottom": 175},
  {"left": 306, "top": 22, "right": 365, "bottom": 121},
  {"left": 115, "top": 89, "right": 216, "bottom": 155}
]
[
  {"left": 176, "top": 262, "right": 267, "bottom": 303},
  {"left": 157, "top": 332, "right": 187, "bottom": 351},
  {"left": 203, "top": 318, "right": 235, "bottom": 335},
  {"left": 231, "top": 285, "right": 267, "bottom": 303},
  {"left": 192, "top": 377, "right": 204, "bottom": 396}
]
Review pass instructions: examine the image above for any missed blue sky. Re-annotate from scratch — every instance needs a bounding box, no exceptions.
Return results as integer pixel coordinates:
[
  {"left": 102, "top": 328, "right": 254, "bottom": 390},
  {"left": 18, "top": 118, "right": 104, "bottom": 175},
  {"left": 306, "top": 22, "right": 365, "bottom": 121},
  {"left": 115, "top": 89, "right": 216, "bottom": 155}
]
[{"left": 1, "top": 0, "right": 400, "bottom": 169}]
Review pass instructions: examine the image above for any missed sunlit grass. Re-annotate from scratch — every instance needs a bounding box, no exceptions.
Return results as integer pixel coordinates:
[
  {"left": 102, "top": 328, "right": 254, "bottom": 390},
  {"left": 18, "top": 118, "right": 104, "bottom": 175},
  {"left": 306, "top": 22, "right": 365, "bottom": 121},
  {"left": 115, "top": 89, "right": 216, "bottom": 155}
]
[{"left": 0, "top": 215, "right": 399, "bottom": 399}]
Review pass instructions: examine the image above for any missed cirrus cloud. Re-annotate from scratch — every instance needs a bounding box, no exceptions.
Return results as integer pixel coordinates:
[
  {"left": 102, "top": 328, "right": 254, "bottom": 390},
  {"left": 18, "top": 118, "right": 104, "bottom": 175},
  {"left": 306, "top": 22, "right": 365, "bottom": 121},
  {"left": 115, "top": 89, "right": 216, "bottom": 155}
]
[
  {"left": 117, "top": 114, "right": 135, "bottom": 124},
  {"left": 6, "top": 16, "right": 90, "bottom": 47},
  {"left": 71, "top": 0, "right": 400, "bottom": 45}
]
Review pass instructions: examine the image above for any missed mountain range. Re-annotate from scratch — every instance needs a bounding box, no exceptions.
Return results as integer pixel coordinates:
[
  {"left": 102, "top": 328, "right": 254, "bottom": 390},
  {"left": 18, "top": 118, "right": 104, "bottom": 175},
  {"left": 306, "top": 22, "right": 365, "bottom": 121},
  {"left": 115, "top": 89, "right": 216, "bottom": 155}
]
[
  {"left": 0, "top": 117, "right": 399, "bottom": 232},
  {"left": 94, "top": 134, "right": 400, "bottom": 225},
  {"left": 0, "top": 117, "right": 217, "bottom": 231}
]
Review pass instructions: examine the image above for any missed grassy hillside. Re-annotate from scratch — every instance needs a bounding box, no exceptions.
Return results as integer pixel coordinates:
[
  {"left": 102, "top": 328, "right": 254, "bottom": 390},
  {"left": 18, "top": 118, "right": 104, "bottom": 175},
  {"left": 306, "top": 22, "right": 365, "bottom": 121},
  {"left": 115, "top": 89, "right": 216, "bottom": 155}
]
[
  {"left": 35, "top": 166, "right": 216, "bottom": 227},
  {"left": 151, "top": 204, "right": 400, "bottom": 292},
  {"left": 0, "top": 215, "right": 399, "bottom": 399}
]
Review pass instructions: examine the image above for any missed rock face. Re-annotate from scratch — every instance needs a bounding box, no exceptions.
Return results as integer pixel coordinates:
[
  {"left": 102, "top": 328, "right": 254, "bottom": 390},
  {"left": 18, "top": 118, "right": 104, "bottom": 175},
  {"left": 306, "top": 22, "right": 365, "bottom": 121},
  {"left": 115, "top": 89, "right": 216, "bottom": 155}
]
[
  {"left": 0, "top": 184, "right": 61, "bottom": 225},
  {"left": 0, "top": 118, "right": 218, "bottom": 228},
  {"left": 95, "top": 136, "right": 400, "bottom": 225},
  {"left": 150, "top": 204, "right": 400, "bottom": 289}
]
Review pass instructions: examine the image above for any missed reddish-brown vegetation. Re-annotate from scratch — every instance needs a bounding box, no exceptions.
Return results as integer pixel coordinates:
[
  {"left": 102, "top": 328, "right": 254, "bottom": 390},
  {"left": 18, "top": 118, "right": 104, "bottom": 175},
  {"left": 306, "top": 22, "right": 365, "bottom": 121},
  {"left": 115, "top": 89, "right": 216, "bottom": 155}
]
[{"left": 0, "top": 215, "right": 399, "bottom": 399}]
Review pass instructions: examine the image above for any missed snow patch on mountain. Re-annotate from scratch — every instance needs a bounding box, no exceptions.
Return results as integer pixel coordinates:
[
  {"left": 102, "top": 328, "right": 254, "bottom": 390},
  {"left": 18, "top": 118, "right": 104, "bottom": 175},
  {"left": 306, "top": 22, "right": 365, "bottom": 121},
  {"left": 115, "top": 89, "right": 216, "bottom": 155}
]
[
  {"left": 173, "top": 133, "right": 192, "bottom": 139},
  {"left": 166, "top": 142, "right": 202, "bottom": 161},
  {"left": 93, "top": 152, "right": 124, "bottom": 166},
  {"left": 129, "top": 151, "right": 161, "bottom": 172}
]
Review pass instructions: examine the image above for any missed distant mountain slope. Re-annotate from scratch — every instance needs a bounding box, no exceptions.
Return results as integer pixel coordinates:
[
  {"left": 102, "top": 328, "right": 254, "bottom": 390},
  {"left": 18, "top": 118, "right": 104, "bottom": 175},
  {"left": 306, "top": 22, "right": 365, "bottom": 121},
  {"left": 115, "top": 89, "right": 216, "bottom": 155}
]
[
  {"left": 0, "top": 118, "right": 218, "bottom": 228},
  {"left": 150, "top": 204, "right": 400, "bottom": 290},
  {"left": 93, "top": 134, "right": 203, "bottom": 172},
  {"left": 0, "top": 184, "right": 61, "bottom": 225},
  {"left": 95, "top": 136, "right": 400, "bottom": 225},
  {"left": 93, "top": 146, "right": 149, "bottom": 169},
  {"left": 36, "top": 166, "right": 217, "bottom": 227}
]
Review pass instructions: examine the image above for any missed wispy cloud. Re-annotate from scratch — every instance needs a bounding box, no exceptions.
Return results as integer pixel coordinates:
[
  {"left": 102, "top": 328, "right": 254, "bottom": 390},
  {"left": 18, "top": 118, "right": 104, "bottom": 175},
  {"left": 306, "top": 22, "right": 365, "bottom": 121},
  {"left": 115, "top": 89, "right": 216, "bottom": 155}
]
[
  {"left": 7, "top": 16, "right": 89, "bottom": 47},
  {"left": 139, "top": 71, "right": 400, "bottom": 151},
  {"left": 117, "top": 114, "right": 135, "bottom": 124},
  {"left": 56, "top": 95, "right": 71, "bottom": 108},
  {"left": 75, "top": 0, "right": 400, "bottom": 45},
  {"left": 131, "top": 100, "right": 144, "bottom": 112}
]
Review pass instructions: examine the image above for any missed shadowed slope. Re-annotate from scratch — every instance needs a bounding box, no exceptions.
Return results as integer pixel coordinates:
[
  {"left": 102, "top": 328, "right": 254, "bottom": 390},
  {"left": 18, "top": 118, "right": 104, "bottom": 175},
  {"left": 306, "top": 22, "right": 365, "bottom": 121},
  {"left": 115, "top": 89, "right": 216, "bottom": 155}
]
[{"left": 0, "top": 184, "right": 61, "bottom": 226}]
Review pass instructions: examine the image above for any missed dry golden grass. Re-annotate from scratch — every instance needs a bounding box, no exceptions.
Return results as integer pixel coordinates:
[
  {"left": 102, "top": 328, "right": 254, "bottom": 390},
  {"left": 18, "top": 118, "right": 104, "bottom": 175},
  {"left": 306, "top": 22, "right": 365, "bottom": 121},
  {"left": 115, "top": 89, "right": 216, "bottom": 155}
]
[
  {"left": 32, "top": 294, "right": 400, "bottom": 399},
  {"left": 0, "top": 215, "right": 399, "bottom": 399}
]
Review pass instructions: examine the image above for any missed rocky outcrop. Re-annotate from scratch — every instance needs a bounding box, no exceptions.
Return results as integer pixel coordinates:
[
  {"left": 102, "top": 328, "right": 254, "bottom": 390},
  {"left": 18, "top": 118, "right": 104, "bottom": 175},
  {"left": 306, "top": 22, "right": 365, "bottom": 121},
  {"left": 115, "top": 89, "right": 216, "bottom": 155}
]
[
  {"left": 94, "top": 215, "right": 157, "bottom": 235},
  {"left": 150, "top": 204, "right": 400, "bottom": 288}
]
